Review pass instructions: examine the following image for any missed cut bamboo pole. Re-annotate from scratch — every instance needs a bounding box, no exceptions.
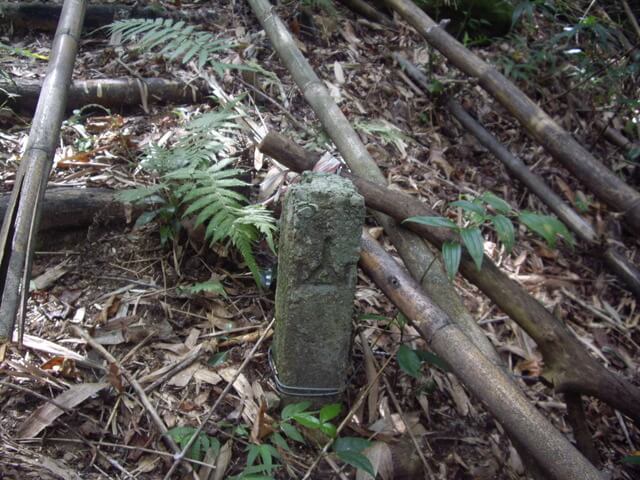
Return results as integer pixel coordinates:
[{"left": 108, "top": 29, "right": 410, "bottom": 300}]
[
  {"left": 0, "top": 0, "right": 86, "bottom": 343},
  {"left": 359, "top": 231, "right": 603, "bottom": 480},
  {"left": 0, "top": 188, "right": 148, "bottom": 232},
  {"left": 246, "top": 0, "right": 501, "bottom": 368},
  {"left": 594, "top": 119, "right": 640, "bottom": 153},
  {"left": 0, "top": 2, "right": 216, "bottom": 32},
  {"left": 385, "top": 0, "right": 640, "bottom": 234},
  {"left": 259, "top": 131, "right": 640, "bottom": 423},
  {"left": 1, "top": 78, "right": 207, "bottom": 115}
]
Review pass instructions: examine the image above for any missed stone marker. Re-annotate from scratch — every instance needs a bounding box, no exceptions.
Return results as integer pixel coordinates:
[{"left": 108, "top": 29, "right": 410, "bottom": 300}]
[{"left": 273, "top": 173, "right": 364, "bottom": 401}]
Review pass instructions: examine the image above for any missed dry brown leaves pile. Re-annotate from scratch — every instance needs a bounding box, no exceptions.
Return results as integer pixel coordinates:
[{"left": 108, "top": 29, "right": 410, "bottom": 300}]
[{"left": 0, "top": 1, "right": 639, "bottom": 479}]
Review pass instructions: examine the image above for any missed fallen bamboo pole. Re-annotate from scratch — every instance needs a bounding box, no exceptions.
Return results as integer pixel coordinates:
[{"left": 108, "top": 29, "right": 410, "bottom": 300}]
[
  {"left": 0, "top": 188, "right": 148, "bottom": 232},
  {"left": 385, "top": 0, "right": 640, "bottom": 234},
  {"left": 358, "top": 230, "right": 603, "bottom": 480},
  {"left": 0, "top": 0, "right": 86, "bottom": 344},
  {"left": 246, "top": 0, "right": 501, "bottom": 369},
  {"left": 259, "top": 131, "right": 640, "bottom": 423},
  {"left": 1, "top": 78, "right": 207, "bottom": 115},
  {"left": 0, "top": 2, "right": 216, "bottom": 32},
  {"left": 446, "top": 100, "right": 640, "bottom": 298},
  {"left": 392, "top": 52, "right": 640, "bottom": 298}
]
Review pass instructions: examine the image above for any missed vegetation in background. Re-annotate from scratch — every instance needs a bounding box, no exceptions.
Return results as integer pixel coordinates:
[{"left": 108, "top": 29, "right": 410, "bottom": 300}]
[
  {"left": 505, "top": 0, "right": 640, "bottom": 161},
  {"left": 414, "top": 0, "right": 515, "bottom": 42}
]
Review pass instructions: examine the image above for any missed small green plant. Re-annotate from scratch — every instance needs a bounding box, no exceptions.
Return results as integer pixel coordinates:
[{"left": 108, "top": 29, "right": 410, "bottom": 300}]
[
  {"left": 117, "top": 106, "right": 277, "bottom": 287},
  {"left": 403, "top": 191, "right": 574, "bottom": 280},
  {"left": 179, "top": 279, "right": 227, "bottom": 298},
  {"left": 0, "top": 42, "right": 48, "bottom": 61},
  {"left": 167, "top": 426, "right": 220, "bottom": 461},
  {"left": 232, "top": 401, "right": 375, "bottom": 479}
]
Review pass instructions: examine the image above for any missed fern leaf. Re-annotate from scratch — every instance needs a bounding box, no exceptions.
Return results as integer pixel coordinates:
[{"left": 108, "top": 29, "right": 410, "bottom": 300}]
[
  {"left": 231, "top": 225, "right": 262, "bottom": 286},
  {"left": 109, "top": 18, "right": 232, "bottom": 71}
]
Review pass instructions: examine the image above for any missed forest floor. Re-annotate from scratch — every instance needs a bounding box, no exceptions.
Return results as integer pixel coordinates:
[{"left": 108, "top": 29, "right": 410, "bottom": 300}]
[{"left": 0, "top": 0, "right": 639, "bottom": 479}]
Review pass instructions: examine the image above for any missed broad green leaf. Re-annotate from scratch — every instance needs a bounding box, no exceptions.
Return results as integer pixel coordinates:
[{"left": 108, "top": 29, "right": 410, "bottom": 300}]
[
  {"left": 442, "top": 241, "right": 461, "bottom": 281},
  {"left": 449, "top": 200, "right": 486, "bottom": 217},
  {"left": 280, "top": 422, "right": 305, "bottom": 443},
  {"left": 259, "top": 443, "right": 280, "bottom": 469},
  {"left": 397, "top": 345, "right": 422, "bottom": 379},
  {"left": 320, "top": 422, "right": 338, "bottom": 438},
  {"left": 270, "top": 432, "right": 291, "bottom": 452},
  {"left": 480, "top": 191, "right": 512, "bottom": 214},
  {"left": 336, "top": 451, "right": 376, "bottom": 477},
  {"left": 167, "top": 426, "right": 196, "bottom": 443},
  {"left": 333, "top": 437, "right": 372, "bottom": 453},
  {"left": 402, "top": 216, "right": 457, "bottom": 229},
  {"left": 393, "top": 312, "right": 408, "bottom": 328},
  {"left": 519, "top": 211, "right": 575, "bottom": 248},
  {"left": 460, "top": 227, "right": 484, "bottom": 270},
  {"left": 247, "top": 444, "right": 260, "bottom": 466},
  {"left": 358, "top": 313, "right": 388, "bottom": 322},
  {"left": 204, "top": 437, "right": 220, "bottom": 459},
  {"left": 491, "top": 214, "right": 515, "bottom": 252},
  {"left": 292, "top": 413, "right": 321, "bottom": 429},
  {"left": 415, "top": 350, "right": 451, "bottom": 372},
  {"left": 207, "top": 351, "right": 228, "bottom": 367},
  {"left": 425, "top": 79, "right": 444, "bottom": 94},
  {"left": 281, "top": 401, "right": 311, "bottom": 421},
  {"left": 319, "top": 403, "right": 342, "bottom": 423}
]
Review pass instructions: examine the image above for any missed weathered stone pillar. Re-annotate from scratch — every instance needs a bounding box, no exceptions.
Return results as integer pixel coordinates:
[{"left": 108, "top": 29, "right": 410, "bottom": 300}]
[{"left": 273, "top": 173, "right": 364, "bottom": 401}]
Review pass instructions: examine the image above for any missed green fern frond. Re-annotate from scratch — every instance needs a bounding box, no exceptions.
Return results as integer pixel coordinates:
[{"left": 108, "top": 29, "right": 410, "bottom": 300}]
[
  {"left": 110, "top": 18, "right": 230, "bottom": 70},
  {"left": 143, "top": 108, "right": 242, "bottom": 174},
  {"left": 232, "top": 226, "right": 262, "bottom": 286},
  {"left": 133, "top": 106, "right": 277, "bottom": 287}
]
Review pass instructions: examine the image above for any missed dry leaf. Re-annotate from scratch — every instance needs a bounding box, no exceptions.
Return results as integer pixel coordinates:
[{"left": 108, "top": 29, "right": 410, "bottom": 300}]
[
  {"left": 250, "top": 401, "right": 275, "bottom": 443},
  {"left": 213, "top": 440, "right": 233, "bottom": 480},
  {"left": 339, "top": 21, "right": 362, "bottom": 48},
  {"left": 108, "top": 363, "right": 124, "bottom": 393},
  {"left": 199, "top": 445, "right": 219, "bottom": 480},
  {"left": 30, "top": 260, "right": 70, "bottom": 291},
  {"left": 17, "top": 382, "right": 109, "bottom": 438},
  {"left": 258, "top": 166, "right": 287, "bottom": 202},
  {"left": 356, "top": 442, "right": 394, "bottom": 480},
  {"left": 193, "top": 368, "right": 223, "bottom": 385},
  {"left": 167, "top": 362, "right": 201, "bottom": 388},
  {"left": 429, "top": 146, "right": 453, "bottom": 178},
  {"left": 334, "top": 61, "right": 345, "bottom": 84}
]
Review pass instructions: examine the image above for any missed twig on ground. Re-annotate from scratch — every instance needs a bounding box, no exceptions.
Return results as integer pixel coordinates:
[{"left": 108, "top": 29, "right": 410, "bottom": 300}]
[{"left": 161, "top": 317, "right": 276, "bottom": 480}]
